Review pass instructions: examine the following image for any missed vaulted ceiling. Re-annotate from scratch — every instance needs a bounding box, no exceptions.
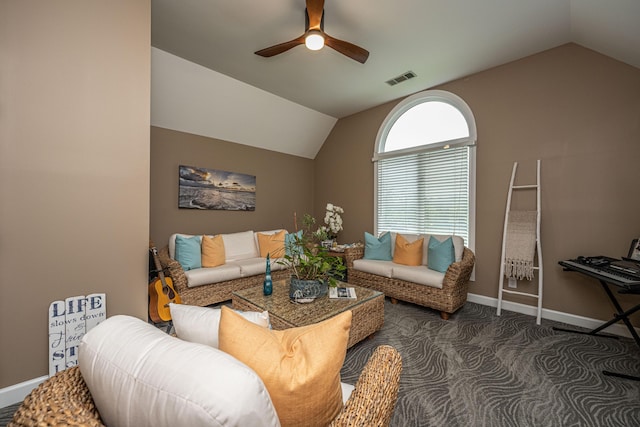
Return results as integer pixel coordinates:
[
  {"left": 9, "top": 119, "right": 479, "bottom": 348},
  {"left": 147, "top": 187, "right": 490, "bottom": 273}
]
[
  {"left": 152, "top": 0, "right": 639, "bottom": 119},
  {"left": 150, "top": 0, "right": 640, "bottom": 158}
]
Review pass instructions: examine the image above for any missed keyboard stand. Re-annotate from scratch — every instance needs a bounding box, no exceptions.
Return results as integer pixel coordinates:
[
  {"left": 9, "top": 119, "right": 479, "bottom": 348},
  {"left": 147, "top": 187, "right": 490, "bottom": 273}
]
[{"left": 555, "top": 261, "right": 640, "bottom": 381}]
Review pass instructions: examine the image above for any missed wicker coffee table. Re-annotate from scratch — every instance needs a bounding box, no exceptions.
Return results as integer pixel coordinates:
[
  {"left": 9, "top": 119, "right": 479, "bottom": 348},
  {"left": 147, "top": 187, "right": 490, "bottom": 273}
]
[{"left": 232, "top": 280, "right": 384, "bottom": 348}]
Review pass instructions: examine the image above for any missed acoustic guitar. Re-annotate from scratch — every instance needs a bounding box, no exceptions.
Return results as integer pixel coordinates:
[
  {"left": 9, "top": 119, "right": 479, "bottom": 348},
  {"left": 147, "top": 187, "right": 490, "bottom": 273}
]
[{"left": 148, "top": 242, "right": 181, "bottom": 322}]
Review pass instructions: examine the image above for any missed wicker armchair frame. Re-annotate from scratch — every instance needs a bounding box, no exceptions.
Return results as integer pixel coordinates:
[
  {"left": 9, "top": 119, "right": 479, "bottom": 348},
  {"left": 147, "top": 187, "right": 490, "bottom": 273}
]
[
  {"left": 10, "top": 346, "right": 402, "bottom": 427},
  {"left": 345, "top": 246, "right": 476, "bottom": 319},
  {"left": 156, "top": 246, "right": 292, "bottom": 307}
]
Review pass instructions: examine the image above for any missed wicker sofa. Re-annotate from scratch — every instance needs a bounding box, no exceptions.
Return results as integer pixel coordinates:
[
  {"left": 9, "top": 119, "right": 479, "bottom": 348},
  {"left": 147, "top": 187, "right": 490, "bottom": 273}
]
[
  {"left": 345, "top": 233, "right": 475, "bottom": 319},
  {"left": 157, "top": 230, "right": 292, "bottom": 307},
  {"left": 9, "top": 321, "right": 402, "bottom": 427}
]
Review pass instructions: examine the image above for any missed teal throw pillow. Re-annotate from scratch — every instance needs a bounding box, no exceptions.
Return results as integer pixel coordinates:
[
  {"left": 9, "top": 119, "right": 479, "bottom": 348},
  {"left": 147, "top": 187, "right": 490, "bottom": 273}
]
[
  {"left": 175, "top": 235, "right": 202, "bottom": 271},
  {"left": 427, "top": 236, "right": 455, "bottom": 273},
  {"left": 363, "top": 232, "right": 392, "bottom": 261},
  {"left": 285, "top": 230, "right": 303, "bottom": 257}
]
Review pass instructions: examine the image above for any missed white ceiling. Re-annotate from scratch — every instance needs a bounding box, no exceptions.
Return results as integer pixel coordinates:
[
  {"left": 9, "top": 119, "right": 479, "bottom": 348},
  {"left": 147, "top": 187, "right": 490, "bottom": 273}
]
[{"left": 151, "top": 0, "right": 640, "bottom": 120}]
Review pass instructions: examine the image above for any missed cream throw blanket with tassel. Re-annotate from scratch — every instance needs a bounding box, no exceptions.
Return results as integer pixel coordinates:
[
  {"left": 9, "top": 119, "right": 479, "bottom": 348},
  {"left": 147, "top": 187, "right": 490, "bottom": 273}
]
[{"left": 504, "top": 210, "right": 537, "bottom": 280}]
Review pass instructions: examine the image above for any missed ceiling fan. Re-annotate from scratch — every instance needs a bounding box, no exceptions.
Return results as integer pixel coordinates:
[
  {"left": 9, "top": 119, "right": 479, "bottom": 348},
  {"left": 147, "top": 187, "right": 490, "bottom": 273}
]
[{"left": 254, "top": 0, "right": 369, "bottom": 64}]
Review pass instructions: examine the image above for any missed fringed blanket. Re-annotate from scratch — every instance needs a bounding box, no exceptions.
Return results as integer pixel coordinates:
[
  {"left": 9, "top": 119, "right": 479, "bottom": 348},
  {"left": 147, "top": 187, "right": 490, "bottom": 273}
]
[{"left": 504, "top": 210, "right": 537, "bottom": 280}]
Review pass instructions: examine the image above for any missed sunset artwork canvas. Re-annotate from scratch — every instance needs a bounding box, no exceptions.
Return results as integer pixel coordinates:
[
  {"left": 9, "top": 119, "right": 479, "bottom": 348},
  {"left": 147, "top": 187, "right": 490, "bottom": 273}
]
[{"left": 178, "top": 165, "right": 256, "bottom": 211}]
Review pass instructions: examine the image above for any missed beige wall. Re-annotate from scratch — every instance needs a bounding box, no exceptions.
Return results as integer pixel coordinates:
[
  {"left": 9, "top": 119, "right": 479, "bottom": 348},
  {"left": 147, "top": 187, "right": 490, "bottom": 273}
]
[
  {"left": 0, "top": 1, "right": 150, "bottom": 388},
  {"left": 315, "top": 43, "right": 640, "bottom": 323},
  {"left": 314, "top": 105, "right": 391, "bottom": 243},
  {"left": 150, "top": 127, "right": 315, "bottom": 248}
]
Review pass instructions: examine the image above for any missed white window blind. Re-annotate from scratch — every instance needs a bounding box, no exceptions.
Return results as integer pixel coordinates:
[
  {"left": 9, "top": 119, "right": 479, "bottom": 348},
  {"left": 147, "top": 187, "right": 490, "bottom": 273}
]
[{"left": 377, "top": 146, "right": 470, "bottom": 244}]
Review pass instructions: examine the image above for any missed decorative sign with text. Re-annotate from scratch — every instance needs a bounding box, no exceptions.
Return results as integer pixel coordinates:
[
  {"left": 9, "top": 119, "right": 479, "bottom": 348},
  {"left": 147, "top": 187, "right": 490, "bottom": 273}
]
[{"left": 48, "top": 293, "right": 106, "bottom": 376}]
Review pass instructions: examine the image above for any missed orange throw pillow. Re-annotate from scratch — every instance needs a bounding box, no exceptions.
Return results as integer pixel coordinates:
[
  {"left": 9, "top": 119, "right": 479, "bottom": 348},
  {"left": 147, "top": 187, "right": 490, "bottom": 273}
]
[
  {"left": 219, "top": 306, "right": 352, "bottom": 427},
  {"left": 201, "top": 235, "right": 225, "bottom": 267},
  {"left": 257, "top": 230, "right": 286, "bottom": 258},
  {"left": 393, "top": 234, "right": 424, "bottom": 266}
]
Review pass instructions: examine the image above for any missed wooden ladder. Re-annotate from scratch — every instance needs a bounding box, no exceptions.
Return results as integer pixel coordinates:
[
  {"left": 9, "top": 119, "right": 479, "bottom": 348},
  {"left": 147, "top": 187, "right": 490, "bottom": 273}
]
[{"left": 497, "top": 160, "right": 543, "bottom": 324}]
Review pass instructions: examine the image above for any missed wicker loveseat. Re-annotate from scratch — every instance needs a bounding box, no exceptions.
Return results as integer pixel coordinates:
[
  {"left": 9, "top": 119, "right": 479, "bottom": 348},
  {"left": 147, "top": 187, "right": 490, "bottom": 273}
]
[
  {"left": 345, "top": 233, "right": 475, "bottom": 319},
  {"left": 10, "top": 345, "right": 402, "bottom": 427},
  {"left": 157, "top": 230, "right": 292, "bottom": 307}
]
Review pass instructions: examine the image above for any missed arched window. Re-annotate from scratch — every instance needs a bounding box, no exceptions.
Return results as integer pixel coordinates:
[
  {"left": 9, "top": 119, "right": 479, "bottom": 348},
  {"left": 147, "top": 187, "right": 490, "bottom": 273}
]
[{"left": 374, "top": 90, "right": 476, "bottom": 247}]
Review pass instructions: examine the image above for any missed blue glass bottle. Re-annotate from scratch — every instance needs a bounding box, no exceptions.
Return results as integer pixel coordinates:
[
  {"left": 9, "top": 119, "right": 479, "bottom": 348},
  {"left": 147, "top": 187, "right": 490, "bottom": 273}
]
[{"left": 263, "top": 253, "right": 273, "bottom": 295}]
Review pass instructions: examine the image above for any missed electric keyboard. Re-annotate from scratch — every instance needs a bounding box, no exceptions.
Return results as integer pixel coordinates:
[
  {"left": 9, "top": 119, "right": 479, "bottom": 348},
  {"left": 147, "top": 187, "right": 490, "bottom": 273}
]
[{"left": 560, "top": 259, "right": 640, "bottom": 288}]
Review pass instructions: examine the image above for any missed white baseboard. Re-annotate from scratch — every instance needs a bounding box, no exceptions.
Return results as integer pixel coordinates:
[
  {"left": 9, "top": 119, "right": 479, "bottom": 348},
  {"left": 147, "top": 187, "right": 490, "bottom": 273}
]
[
  {"left": 468, "top": 293, "right": 639, "bottom": 339},
  {"left": 0, "top": 375, "right": 47, "bottom": 408}
]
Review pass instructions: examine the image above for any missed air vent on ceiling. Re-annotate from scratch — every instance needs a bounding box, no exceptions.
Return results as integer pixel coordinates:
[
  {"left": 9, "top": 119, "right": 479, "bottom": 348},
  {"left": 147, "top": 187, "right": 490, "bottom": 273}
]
[{"left": 385, "top": 71, "right": 417, "bottom": 86}]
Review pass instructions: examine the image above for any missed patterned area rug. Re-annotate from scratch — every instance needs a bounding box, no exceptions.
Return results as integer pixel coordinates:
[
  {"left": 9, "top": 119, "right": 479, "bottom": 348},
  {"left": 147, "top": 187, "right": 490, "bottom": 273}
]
[
  {"left": 0, "top": 403, "right": 18, "bottom": 425},
  {"left": 340, "top": 299, "right": 640, "bottom": 427}
]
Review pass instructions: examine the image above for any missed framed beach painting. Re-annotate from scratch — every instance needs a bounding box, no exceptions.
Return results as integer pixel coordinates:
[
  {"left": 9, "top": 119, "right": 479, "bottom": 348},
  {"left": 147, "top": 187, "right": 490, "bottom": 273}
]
[{"left": 178, "top": 165, "right": 256, "bottom": 211}]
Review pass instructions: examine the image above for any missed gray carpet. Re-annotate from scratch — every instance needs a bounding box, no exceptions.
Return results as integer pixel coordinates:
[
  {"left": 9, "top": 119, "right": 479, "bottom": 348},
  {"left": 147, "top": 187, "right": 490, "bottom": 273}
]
[
  {"left": 2, "top": 300, "right": 639, "bottom": 426},
  {"left": 340, "top": 300, "right": 640, "bottom": 427}
]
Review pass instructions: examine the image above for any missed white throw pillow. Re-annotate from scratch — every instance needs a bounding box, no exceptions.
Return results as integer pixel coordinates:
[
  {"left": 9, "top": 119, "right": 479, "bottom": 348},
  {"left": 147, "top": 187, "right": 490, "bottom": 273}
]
[
  {"left": 221, "top": 230, "right": 259, "bottom": 261},
  {"left": 170, "top": 303, "right": 270, "bottom": 348},
  {"left": 79, "top": 315, "right": 280, "bottom": 427}
]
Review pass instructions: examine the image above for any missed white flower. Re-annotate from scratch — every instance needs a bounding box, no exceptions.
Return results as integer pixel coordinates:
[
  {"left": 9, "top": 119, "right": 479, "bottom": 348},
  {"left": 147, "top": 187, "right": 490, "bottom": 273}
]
[{"left": 323, "top": 203, "right": 344, "bottom": 235}]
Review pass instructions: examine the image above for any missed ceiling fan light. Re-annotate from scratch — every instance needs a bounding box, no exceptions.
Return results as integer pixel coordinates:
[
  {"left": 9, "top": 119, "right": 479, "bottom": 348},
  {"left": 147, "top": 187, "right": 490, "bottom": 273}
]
[{"left": 305, "top": 30, "right": 324, "bottom": 51}]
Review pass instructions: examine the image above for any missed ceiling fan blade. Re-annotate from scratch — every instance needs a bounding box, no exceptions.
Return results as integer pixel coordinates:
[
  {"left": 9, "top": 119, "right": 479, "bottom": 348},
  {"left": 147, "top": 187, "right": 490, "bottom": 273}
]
[
  {"left": 324, "top": 34, "right": 369, "bottom": 64},
  {"left": 254, "top": 35, "right": 305, "bottom": 57},
  {"left": 306, "top": 0, "right": 325, "bottom": 29}
]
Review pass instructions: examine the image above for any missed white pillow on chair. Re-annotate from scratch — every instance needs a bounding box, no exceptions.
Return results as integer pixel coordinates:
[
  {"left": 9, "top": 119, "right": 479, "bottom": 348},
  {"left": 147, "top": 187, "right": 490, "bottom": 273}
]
[
  {"left": 79, "top": 315, "right": 280, "bottom": 427},
  {"left": 170, "top": 303, "right": 270, "bottom": 348}
]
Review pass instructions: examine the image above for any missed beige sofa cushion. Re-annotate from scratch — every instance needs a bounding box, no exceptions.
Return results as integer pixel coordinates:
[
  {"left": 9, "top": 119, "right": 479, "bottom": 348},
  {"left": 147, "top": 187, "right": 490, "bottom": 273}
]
[
  {"left": 352, "top": 259, "right": 395, "bottom": 277},
  {"left": 184, "top": 263, "right": 242, "bottom": 287},
  {"left": 353, "top": 259, "right": 444, "bottom": 288},
  {"left": 233, "top": 257, "right": 286, "bottom": 277},
  {"left": 79, "top": 315, "right": 280, "bottom": 427},
  {"left": 183, "top": 257, "right": 287, "bottom": 288},
  {"left": 392, "top": 264, "right": 445, "bottom": 288}
]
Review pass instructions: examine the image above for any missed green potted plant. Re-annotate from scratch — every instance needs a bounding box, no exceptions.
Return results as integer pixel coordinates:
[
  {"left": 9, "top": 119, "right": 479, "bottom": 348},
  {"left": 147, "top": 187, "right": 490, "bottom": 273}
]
[{"left": 280, "top": 213, "right": 346, "bottom": 301}]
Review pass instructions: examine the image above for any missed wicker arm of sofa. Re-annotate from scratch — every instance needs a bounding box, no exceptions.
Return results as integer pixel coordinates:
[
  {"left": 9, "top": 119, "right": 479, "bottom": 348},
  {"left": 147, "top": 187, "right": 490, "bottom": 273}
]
[
  {"left": 344, "top": 245, "right": 365, "bottom": 269},
  {"left": 9, "top": 366, "right": 104, "bottom": 427},
  {"left": 157, "top": 246, "right": 190, "bottom": 295},
  {"left": 331, "top": 345, "right": 402, "bottom": 427},
  {"left": 443, "top": 247, "right": 476, "bottom": 293}
]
